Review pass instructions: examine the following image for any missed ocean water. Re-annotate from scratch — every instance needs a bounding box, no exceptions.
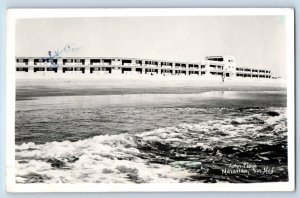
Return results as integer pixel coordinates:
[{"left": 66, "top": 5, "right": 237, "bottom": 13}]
[{"left": 15, "top": 91, "right": 288, "bottom": 183}]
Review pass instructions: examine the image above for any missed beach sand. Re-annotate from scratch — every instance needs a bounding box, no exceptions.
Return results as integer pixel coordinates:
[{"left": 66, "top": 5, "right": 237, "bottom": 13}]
[{"left": 16, "top": 73, "right": 287, "bottom": 100}]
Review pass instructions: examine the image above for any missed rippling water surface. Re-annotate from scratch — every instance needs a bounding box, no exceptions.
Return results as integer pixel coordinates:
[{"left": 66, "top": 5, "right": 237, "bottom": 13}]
[{"left": 15, "top": 91, "right": 288, "bottom": 183}]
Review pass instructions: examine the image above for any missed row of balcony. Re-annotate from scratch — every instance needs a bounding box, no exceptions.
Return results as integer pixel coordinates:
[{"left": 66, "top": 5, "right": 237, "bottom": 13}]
[
  {"left": 16, "top": 58, "right": 203, "bottom": 68},
  {"left": 236, "top": 68, "right": 271, "bottom": 73},
  {"left": 16, "top": 62, "right": 206, "bottom": 69},
  {"left": 16, "top": 66, "right": 208, "bottom": 75},
  {"left": 236, "top": 73, "right": 272, "bottom": 78}
]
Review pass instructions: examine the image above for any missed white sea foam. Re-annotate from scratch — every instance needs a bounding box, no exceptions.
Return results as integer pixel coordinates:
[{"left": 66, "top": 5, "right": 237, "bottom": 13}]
[{"left": 15, "top": 107, "right": 287, "bottom": 183}]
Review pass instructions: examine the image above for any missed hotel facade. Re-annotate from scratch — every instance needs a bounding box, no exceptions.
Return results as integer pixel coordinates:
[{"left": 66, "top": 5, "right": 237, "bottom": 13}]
[{"left": 15, "top": 56, "right": 272, "bottom": 79}]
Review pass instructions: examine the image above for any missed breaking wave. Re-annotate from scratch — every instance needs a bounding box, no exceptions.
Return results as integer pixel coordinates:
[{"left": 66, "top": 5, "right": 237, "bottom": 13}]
[{"left": 15, "top": 107, "right": 288, "bottom": 183}]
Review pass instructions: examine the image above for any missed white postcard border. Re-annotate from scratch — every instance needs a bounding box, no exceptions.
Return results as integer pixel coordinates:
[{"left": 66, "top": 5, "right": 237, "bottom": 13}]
[{"left": 6, "top": 8, "right": 295, "bottom": 192}]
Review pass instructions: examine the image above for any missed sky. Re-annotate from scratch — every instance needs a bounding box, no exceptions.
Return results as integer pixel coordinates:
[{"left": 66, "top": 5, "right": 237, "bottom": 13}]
[{"left": 16, "top": 16, "right": 287, "bottom": 77}]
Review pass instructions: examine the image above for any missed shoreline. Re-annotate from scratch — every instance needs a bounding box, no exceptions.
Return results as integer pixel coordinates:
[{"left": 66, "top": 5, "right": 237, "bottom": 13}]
[{"left": 16, "top": 73, "right": 287, "bottom": 100}]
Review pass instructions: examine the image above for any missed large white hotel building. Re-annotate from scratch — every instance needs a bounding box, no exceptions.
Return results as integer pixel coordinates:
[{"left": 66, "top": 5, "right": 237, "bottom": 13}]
[{"left": 15, "top": 55, "right": 272, "bottom": 79}]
